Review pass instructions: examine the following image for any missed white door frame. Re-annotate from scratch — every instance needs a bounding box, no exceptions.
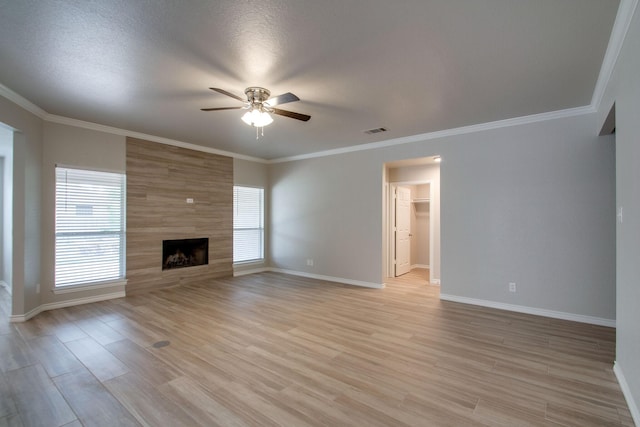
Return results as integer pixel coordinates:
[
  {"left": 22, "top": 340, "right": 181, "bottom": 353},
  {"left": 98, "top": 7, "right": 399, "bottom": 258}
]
[{"left": 386, "top": 180, "right": 433, "bottom": 278}]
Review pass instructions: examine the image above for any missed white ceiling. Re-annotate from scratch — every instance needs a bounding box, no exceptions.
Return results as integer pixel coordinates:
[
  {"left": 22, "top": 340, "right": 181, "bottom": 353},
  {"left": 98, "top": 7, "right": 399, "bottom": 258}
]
[{"left": 0, "top": 0, "right": 620, "bottom": 160}]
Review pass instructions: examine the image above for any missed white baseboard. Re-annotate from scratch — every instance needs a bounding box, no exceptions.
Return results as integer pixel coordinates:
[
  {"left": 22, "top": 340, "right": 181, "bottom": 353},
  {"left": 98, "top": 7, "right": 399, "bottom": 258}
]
[
  {"left": 269, "top": 268, "right": 384, "bottom": 289},
  {"left": 614, "top": 362, "right": 640, "bottom": 426},
  {"left": 412, "top": 264, "right": 430, "bottom": 269},
  {"left": 9, "top": 291, "right": 126, "bottom": 322},
  {"left": 439, "top": 294, "right": 615, "bottom": 327}
]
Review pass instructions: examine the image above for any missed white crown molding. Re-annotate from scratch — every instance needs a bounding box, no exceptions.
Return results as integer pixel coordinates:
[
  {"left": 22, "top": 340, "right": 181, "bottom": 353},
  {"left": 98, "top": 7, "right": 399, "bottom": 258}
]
[
  {"left": 268, "top": 106, "right": 595, "bottom": 164},
  {"left": 0, "top": 79, "right": 595, "bottom": 165},
  {"left": 614, "top": 362, "right": 640, "bottom": 426},
  {"left": 1, "top": 0, "right": 633, "bottom": 165},
  {"left": 0, "top": 81, "right": 265, "bottom": 162},
  {"left": 45, "top": 114, "right": 267, "bottom": 163},
  {"left": 9, "top": 291, "right": 125, "bottom": 322},
  {"left": 268, "top": 0, "right": 637, "bottom": 164},
  {"left": 0, "top": 83, "right": 47, "bottom": 118},
  {"left": 0, "top": 81, "right": 600, "bottom": 165},
  {"left": 269, "top": 268, "right": 384, "bottom": 289},
  {"left": 439, "top": 294, "right": 615, "bottom": 327},
  {"left": 591, "top": 0, "right": 639, "bottom": 110}
]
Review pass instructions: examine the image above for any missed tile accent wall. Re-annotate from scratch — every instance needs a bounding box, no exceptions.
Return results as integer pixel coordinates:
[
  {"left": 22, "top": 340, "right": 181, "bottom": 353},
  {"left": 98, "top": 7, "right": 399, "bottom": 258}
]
[{"left": 126, "top": 137, "right": 233, "bottom": 294}]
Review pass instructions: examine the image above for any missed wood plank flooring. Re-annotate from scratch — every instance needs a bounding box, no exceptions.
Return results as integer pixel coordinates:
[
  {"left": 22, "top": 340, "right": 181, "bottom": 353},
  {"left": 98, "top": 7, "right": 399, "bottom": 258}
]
[{"left": 0, "top": 269, "right": 634, "bottom": 426}]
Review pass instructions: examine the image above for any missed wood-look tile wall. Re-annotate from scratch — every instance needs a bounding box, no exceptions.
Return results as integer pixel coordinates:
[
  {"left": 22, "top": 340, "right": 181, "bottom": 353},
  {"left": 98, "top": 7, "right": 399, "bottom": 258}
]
[{"left": 126, "top": 137, "right": 233, "bottom": 294}]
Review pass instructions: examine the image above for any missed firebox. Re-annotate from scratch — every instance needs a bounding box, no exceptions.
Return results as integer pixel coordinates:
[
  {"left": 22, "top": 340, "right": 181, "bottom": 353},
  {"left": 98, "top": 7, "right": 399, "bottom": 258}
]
[{"left": 162, "top": 238, "right": 209, "bottom": 270}]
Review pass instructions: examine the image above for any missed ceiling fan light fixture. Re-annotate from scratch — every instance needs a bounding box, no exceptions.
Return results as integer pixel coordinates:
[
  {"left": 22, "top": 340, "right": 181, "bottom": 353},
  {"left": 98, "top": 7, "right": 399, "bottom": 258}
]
[{"left": 241, "top": 108, "right": 273, "bottom": 127}]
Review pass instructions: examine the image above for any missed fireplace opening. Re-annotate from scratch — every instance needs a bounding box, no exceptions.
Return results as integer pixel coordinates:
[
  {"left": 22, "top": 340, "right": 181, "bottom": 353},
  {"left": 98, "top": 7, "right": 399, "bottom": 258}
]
[{"left": 162, "top": 238, "right": 208, "bottom": 270}]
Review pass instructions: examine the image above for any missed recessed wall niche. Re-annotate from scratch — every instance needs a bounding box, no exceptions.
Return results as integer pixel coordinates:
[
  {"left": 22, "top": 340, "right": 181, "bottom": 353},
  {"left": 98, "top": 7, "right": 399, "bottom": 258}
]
[{"left": 126, "top": 137, "right": 233, "bottom": 294}]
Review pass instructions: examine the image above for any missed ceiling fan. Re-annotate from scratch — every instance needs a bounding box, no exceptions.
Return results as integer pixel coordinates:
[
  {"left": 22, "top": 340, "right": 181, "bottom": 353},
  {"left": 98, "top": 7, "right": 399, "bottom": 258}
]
[{"left": 201, "top": 87, "right": 311, "bottom": 131}]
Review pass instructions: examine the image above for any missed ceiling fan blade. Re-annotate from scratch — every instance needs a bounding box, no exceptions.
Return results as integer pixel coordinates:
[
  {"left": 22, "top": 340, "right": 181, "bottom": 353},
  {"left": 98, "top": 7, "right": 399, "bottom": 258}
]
[
  {"left": 200, "top": 106, "right": 243, "bottom": 111},
  {"left": 267, "top": 92, "right": 300, "bottom": 106},
  {"left": 209, "top": 88, "right": 245, "bottom": 102},
  {"left": 272, "top": 108, "right": 311, "bottom": 122}
]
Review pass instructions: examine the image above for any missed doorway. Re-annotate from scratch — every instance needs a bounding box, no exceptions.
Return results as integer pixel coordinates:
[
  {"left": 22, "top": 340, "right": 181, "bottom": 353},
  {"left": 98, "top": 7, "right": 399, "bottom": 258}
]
[
  {"left": 383, "top": 157, "right": 441, "bottom": 285},
  {"left": 0, "top": 124, "right": 13, "bottom": 316}
]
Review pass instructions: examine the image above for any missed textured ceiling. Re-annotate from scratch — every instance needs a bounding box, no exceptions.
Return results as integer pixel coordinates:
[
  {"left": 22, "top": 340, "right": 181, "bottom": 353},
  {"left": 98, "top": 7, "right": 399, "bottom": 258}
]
[{"left": 0, "top": 0, "right": 620, "bottom": 160}]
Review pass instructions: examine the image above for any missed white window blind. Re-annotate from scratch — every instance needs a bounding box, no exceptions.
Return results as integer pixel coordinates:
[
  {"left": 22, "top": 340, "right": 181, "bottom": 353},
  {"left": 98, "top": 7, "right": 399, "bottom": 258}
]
[
  {"left": 55, "top": 167, "right": 126, "bottom": 287},
  {"left": 233, "top": 186, "right": 264, "bottom": 263}
]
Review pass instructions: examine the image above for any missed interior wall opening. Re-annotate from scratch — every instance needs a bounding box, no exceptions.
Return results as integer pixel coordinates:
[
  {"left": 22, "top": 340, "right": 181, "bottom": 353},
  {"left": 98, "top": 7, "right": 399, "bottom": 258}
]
[
  {"left": 383, "top": 156, "right": 441, "bottom": 286},
  {"left": 0, "top": 123, "right": 14, "bottom": 317}
]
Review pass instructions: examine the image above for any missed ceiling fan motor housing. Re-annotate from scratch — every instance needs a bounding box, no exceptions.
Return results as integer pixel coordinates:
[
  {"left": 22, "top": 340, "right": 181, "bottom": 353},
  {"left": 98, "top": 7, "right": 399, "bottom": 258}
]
[{"left": 245, "top": 87, "right": 271, "bottom": 106}]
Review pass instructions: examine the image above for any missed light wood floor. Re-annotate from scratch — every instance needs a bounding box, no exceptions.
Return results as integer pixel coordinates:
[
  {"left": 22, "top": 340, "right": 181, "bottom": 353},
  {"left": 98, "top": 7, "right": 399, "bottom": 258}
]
[{"left": 0, "top": 269, "right": 633, "bottom": 426}]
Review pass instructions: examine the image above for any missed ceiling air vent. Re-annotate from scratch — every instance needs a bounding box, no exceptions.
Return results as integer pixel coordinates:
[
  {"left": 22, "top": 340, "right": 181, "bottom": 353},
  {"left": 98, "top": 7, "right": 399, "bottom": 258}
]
[{"left": 363, "top": 127, "right": 388, "bottom": 135}]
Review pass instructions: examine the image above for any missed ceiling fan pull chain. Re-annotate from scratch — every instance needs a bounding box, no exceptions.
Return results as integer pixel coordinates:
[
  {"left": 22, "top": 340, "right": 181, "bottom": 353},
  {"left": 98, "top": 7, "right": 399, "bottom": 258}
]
[{"left": 256, "top": 126, "right": 259, "bottom": 139}]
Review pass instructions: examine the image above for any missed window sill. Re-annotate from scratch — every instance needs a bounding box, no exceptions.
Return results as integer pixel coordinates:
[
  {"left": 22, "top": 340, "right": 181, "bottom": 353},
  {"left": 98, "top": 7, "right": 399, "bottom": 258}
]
[{"left": 53, "top": 278, "right": 128, "bottom": 295}]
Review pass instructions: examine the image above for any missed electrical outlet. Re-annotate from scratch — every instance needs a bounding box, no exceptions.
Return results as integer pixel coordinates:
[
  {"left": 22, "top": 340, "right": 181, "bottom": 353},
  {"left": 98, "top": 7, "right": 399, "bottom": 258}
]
[
  {"left": 186, "top": 198, "right": 194, "bottom": 204},
  {"left": 508, "top": 282, "right": 516, "bottom": 293},
  {"left": 307, "top": 258, "right": 314, "bottom": 266},
  {"left": 618, "top": 206, "right": 624, "bottom": 224}
]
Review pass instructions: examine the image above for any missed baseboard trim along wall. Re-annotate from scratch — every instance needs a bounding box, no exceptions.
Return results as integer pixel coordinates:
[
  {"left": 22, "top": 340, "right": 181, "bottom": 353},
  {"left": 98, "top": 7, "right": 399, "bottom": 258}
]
[
  {"left": 411, "top": 264, "right": 430, "bottom": 269},
  {"left": 269, "top": 268, "right": 385, "bottom": 289},
  {"left": 614, "top": 362, "right": 640, "bottom": 426},
  {"left": 9, "top": 291, "right": 126, "bottom": 323},
  {"left": 439, "top": 294, "right": 616, "bottom": 327}
]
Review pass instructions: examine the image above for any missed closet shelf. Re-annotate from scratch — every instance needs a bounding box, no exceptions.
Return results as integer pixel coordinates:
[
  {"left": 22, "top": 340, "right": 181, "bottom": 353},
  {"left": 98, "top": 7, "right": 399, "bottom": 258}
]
[{"left": 412, "top": 198, "right": 430, "bottom": 204}]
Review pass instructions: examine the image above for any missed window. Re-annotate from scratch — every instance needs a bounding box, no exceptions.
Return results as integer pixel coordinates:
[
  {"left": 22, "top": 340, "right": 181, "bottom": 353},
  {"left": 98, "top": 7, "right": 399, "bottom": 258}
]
[
  {"left": 55, "top": 166, "right": 126, "bottom": 287},
  {"left": 233, "top": 186, "right": 264, "bottom": 263}
]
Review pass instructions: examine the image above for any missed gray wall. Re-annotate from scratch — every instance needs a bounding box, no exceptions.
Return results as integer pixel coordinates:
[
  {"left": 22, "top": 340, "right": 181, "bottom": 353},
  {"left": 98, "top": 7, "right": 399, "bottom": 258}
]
[
  {"left": 598, "top": 2, "right": 640, "bottom": 417},
  {"left": 440, "top": 117, "right": 614, "bottom": 318},
  {"left": 270, "top": 151, "right": 384, "bottom": 285},
  {"left": 269, "top": 113, "right": 615, "bottom": 320}
]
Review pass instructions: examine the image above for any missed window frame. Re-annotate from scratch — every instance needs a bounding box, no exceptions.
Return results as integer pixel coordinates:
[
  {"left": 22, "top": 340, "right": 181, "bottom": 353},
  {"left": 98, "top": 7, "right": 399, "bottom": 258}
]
[
  {"left": 233, "top": 185, "right": 265, "bottom": 264},
  {"left": 54, "top": 165, "right": 127, "bottom": 290}
]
